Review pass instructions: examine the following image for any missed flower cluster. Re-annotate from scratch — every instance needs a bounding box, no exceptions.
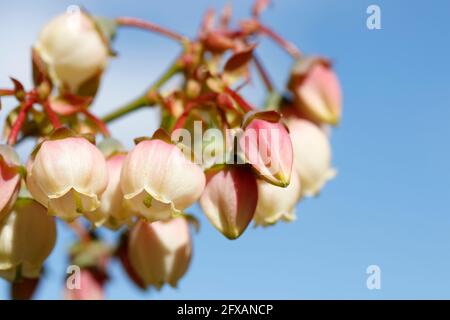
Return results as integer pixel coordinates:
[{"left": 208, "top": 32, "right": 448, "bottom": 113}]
[{"left": 0, "top": 0, "right": 341, "bottom": 299}]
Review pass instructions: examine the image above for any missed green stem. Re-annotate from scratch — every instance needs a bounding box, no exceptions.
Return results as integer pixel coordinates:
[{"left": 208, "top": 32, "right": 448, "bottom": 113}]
[
  {"left": 102, "top": 61, "right": 182, "bottom": 123},
  {"left": 102, "top": 95, "right": 150, "bottom": 124}
]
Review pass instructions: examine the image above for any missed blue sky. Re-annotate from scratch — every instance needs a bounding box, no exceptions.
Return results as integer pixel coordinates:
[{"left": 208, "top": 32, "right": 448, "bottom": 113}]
[{"left": 1, "top": 0, "right": 450, "bottom": 299}]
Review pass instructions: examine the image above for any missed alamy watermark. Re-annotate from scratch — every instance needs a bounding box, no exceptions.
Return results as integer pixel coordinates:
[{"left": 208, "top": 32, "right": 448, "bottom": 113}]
[
  {"left": 366, "top": 5, "right": 382, "bottom": 30},
  {"left": 366, "top": 264, "right": 381, "bottom": 290},
  {"left": 66, "top": 265, "right": 81, "bottom": 290},
  {"left": 171, "top": 120, "right": 287, "bottom": 177}
]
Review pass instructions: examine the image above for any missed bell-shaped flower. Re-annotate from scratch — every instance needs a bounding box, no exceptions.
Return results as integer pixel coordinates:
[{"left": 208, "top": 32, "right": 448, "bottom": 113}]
[
  {"left": 121, "top": 136, "right": 205, "bottom": 222},
  {"left": 34, "top": 10, "right": 109, "bottom": 94},
  {"left": 287, "top": 117, "right": 336, "bottom": 196},
  {"left": 240, "top": 111, "right": 293, "bottom": 187},
  {"left": 117, "top": 233, "right": 146, "bottom": 290},
  {"left": 86, "top": 139, "right": 135, "bottom": 229},
  {"left": 289, "top": 57, "right": 342, "bottom": 125},
  {"left": 0, "top": 145, "right": 21, "bottom": 221},
  {"left": 0, "top": 198, "right": 56, "bottom": 281},
  {"left": 27, "top": 133, "right": 108, "bottom": 222},
  {"left": 254, "top": 171, "right": 301, "bottom": 226},
  {"left": 200, "top": 166, "right": 257, "bottom": 239},
  {"left": 128, "top": 217, "right": 192, "bottom": 289}
]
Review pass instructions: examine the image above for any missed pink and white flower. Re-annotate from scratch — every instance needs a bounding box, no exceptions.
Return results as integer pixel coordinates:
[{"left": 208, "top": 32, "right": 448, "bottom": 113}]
[
  {"left": 27, "top": 136, "right": 108, "bottom": 222},
  {"left": 240, "top": 112, "right": 293, "bottom": 187},
  {"left": 88, "top": 152, "right": 135, "bottom": 229},
  {"left": 128, "top": 217, "right": 192, "bottom": 289},
  {"left": 121, "top": 138, "right": 205, "bottom": 222},
  {"left": 34, "top": 11, "right": 109, "bottom": 94},
  {"left": 0, "top": 199, "right": 56, "bottom": 281},
  {"left": 254, "top": 171, "right": 302, "bottom": 226},
  {"left": 290, "top": 58, "right": 342, "bottom": 125},
  {"left": 64, "top": 269, "right": 105, "bottom": 300},
  {"left": 287, "top": 117, "right": 336, "bottom": 197},
  {"left": 200, "top": 166, "right": 257, "bottom": 239},
  {"left": 0, "top": 145, "right": 21, "bottom": 221}
]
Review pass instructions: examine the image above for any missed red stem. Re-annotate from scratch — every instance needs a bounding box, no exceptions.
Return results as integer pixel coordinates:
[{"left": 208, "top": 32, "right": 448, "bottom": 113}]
[
  {"left": 172, "top": 93, "right": 217, "bottom": 131},
  {"left": 7, "top": 97, "right": 35, "bottom": 145},
  {"left": 234, "top": 78, "right": 251, "bottom": 92},
  {"left": 253, "top": 54, "right": 274, "bottom": 92},
  {"left": 83, "top": 110, "right": 111, "bottom": 137},
  {"left": 116, "top": 17, "right": 186, "bottom": 43},
  {"left": 0, "top": 89, "right": 14, "bottom": 96},
  {"left": 224, "top": 87, "right": 255, "bottom": 113},
  {"left": 42, "top": 99, "right": 62, "bottom": 129},
  {"left": 172, "top": 102, "right": 194, "bottom": 131},
  {"left": 259, "top": 24, "right": 301, "bottom": 59}
]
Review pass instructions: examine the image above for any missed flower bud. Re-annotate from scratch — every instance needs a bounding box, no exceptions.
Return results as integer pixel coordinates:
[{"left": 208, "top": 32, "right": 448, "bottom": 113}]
[
  {"left": 200, "top": 166, "right": 257, "bottom": 239},
  {"left": 128, "top": 218, "right": 192, "bottom": 289},
  {"left": 34, "top": 11, "right": 109, "bottom": 94},
  {"left": 27, "top": 136, "right": 108, "bottom": 222},
  {"left": 87, "top": 153, "right": 135, "bottom": 229},
  {"left": 0, "top": 199, "right": 56, "bottom": 281},
  {"left": 240, "top": 111, "right": 293, "bottom": 187},
  {"left": 117, "top": 233, "right": 146, "bottom": 290},
  {"left": 0, "top": 145, "right": 21, "bottom": 221},
  {"left": 64, "top": 269, "right": 105, "bottom": 300},
  {"left": 121, "top": 138, "right": 205, "bottom": 222},
  {"left": 254, "top": 171, "right": 301, "bottom": 226},
  {"left": 287, "top": 118, "right": 336, "bottom": 197},
  {"left": 289, "top": 58, "right": 342, "bottom": 125}
]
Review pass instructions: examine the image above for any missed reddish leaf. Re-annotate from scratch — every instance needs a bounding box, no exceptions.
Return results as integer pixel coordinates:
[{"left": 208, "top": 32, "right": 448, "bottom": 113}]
[
  {"left": 151, "top": 128, "right": 173, "bottom": 144},
  {"left": 224, "top": 44, "right": 256, "bottom": 73},
  {"left": 9, "top": 77, "right": 24, "bottom": 95}
]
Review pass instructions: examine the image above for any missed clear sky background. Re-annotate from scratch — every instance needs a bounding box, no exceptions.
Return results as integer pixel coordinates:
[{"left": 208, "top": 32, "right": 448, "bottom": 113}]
[{"left": 1, "top": 0, "right": 450, "bottom": 299}]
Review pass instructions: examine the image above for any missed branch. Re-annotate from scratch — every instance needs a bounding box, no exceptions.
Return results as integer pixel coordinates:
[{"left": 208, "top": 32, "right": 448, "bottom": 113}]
[
  {"left": 83, "top": 110, "right": 111, "bottom": 137},
  {"left": 224, "top": 86, "right": 255, "bottom": 112},
  {"left": 259, "top": 24, "right": 301, "bottom": 59},
  {"left": 7, "top": 98, "right": 35, "bottom": 145},
  {"left": 41, "top": 99, "right": 62, "bottom": 129},
  {"left": 253, "top": 54, "right": 274, "bottom": 92},
  {"left": 116, "top": 16, "right": 188, "bottom": 43},
  {"left": 0, "top": 89, "right": 14, "bottom": 96}
]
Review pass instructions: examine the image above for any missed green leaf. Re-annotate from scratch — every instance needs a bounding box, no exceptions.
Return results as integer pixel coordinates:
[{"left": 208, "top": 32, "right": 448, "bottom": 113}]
[{"left": 224, "top": 44, "right": 255, "bottom": 73}]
